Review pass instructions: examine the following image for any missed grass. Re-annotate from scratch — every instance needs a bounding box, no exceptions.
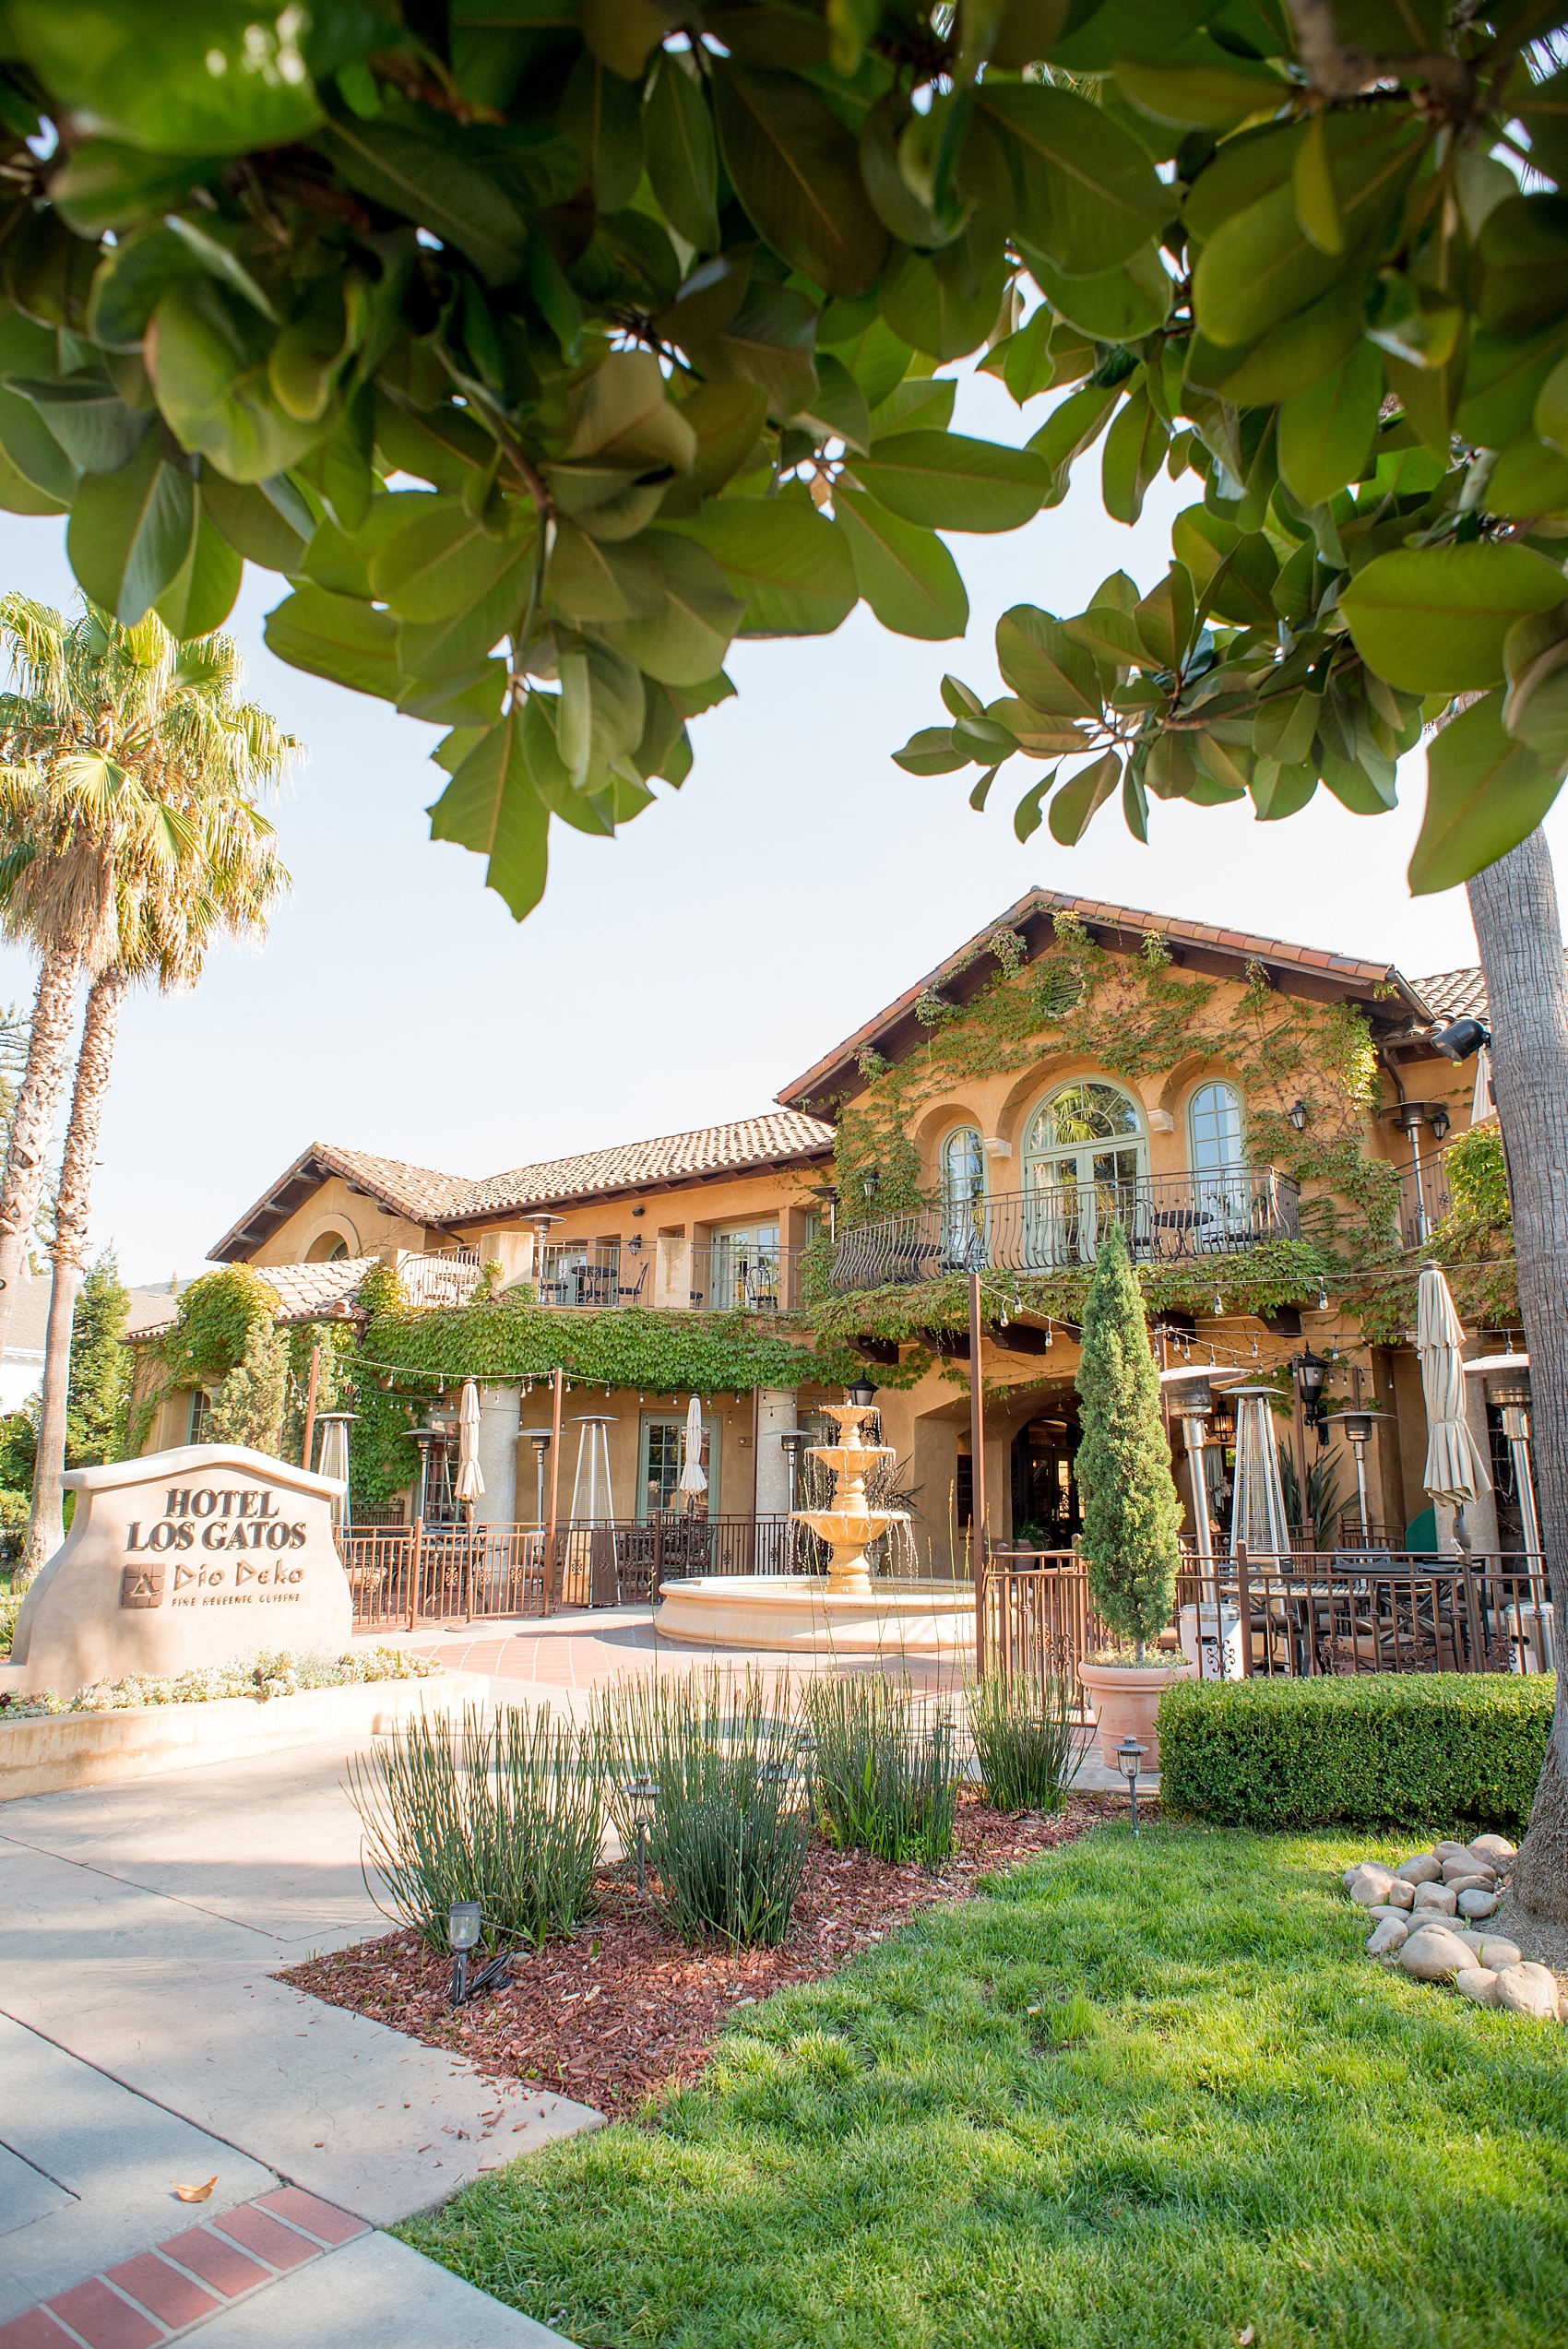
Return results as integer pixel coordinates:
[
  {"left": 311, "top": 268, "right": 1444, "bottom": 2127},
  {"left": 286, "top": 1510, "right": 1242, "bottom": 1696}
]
[{"left": 398, "top": 1822, "right": 1568, "bottom": 2347}]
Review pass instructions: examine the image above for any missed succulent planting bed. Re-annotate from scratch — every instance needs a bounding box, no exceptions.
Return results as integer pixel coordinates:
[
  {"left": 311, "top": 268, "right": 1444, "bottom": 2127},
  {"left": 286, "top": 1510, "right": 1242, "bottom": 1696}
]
[
  {"left": 280, "top": 1790, "right": 1107, "bottom": 2118},
  {"left": 1344, "top": 1835, "right": 1567, "bottom": 2021}
]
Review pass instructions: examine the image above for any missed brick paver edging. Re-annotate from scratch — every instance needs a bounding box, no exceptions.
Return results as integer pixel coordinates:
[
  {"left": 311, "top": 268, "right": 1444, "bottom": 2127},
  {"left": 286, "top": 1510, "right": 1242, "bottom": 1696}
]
[{"left": 0, "top": 2189, "right": 368, "bottom": 2349}]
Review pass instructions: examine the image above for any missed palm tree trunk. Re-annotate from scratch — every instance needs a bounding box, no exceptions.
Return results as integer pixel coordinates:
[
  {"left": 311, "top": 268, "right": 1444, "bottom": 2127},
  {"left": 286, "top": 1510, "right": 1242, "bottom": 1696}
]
[
  {"left": 18, "top": 966, "right": 125, "bottom": 1584},
  {"left": 1465, "top": 830, "right": 1568, "bottom": 1919},
  {"left": 0, "top": 940, "right": 84, "bottom": 1358}
]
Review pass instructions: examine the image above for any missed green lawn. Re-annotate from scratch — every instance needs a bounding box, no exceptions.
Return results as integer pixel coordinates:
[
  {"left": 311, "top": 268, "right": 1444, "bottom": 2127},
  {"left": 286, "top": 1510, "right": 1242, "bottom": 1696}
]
[{"left": 401, "top": 1824, "right": 1568, "bottom": 2347}]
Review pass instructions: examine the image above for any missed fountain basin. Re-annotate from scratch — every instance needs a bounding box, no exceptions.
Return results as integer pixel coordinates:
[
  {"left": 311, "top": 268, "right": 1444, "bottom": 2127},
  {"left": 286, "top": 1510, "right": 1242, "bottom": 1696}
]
[{"left": 655, "top": 1573, "right": 976, "bottom": 1655}]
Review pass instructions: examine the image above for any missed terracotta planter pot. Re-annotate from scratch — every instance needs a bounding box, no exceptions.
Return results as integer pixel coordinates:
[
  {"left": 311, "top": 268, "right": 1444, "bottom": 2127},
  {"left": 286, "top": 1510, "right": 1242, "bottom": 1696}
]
[{"left": 1076, "top": 1656, "right": 1195, "bottom": 1771}]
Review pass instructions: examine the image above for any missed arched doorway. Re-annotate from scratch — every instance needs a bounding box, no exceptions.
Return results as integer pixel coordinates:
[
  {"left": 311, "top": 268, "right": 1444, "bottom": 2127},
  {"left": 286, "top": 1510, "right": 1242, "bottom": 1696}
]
[{"left": 1010, "top": 1413, "right": 1081, "bottom": 1550}]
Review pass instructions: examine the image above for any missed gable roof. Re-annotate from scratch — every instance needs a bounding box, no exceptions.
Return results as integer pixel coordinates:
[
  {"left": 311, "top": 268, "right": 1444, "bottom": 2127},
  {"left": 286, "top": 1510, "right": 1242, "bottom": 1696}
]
[
  {"left": 211, "top": 1114, "right": 834, "bottom": 1264},
  {"left": 776, "top": 887, "right": 1434, "bottom": 1114}
]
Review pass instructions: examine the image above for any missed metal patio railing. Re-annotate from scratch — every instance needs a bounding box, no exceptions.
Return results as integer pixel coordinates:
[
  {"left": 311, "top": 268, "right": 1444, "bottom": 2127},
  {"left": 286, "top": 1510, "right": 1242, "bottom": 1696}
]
[{"left": 832, "top": 1169, "right": 1300, "bottom": 1291}]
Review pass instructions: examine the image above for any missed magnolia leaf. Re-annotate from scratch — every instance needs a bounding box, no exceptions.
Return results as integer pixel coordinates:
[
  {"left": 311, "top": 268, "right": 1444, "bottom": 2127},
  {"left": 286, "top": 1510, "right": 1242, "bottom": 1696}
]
[
  {"left": 429, "top": 700, "right": 552, "bottom": 919},
  {"left": 668, "top": 495, "right": 856, "bottom": 636},
  {"left": 602, "top": 529, "right": 745, "bottom": 684},
  {"left": 1292, "top": 113, "right": 1343, "bottom": 256},
  {"left": 712, "top": 63, "right": 888, "bottom": 297},
  {"left": 199, "top": 469, "right": 309, "bottom": 572},
  {"left": 66, "top": 429, "right": 196, "bottom": 624},
  {"left": 1049, "top": 750, "right": 1121, "bottom": 843},
  {"left": 1013, "top": 768, "right": 1053, "bottom": 839},
  {"left": 834, "top": 486, "right": 968, "bottom": 639},
  {"left": 878, "top": 244, "right": 1009, "bottom": 364},
  {"left": 7, "top": 4, "right": 324, "bottom": 155},
  {"left": 1409, "top": 688, "right": 1564, "bottom": 894},
  {"left": 172, "top": 2179, "right": 219, "bottom": 2204},
  {"left": 153, "top": 508, "right": 241, "bottom": 639},
  {"left": 894, "top": 725, "right": 970, "bottom": 773},
  {"left": 644, "top": 53, "right": 720, "bottom": 252},
  {"left": 1277, "top": 339, "right": 1382, "bottom": 507},
  {"left": 263, "top": 584, "right": 401, "bottom": 700},
  {"left": 793, "top": 353, "right": 871, "bottom": 456},
  {"left": 849, "top": 431, "right": 1048, "bottom": 533},
  {"left": 1114, "top": 55, "right": 1285, "bottom": 128},
  {"left": 1101, "top": 383, "right": 1170, "bottom": 525},
  {"left": 5, "top": 370, "right": 150, "bottom": 474},
  {"left": 995, "top": 604, "right": 1101, "bottom": 718},
  {"left": 322, "top": 122, "right": 529, "bottom": 288},
  {"left": 1339, "top": 544, "right": 1568, "bottom": 692},
  {"left": 978, "top": 85, "right": 1168, "bottom": 277},
  {"left": 1022, "top": 242, "right": 1171, "bottom": 342}
]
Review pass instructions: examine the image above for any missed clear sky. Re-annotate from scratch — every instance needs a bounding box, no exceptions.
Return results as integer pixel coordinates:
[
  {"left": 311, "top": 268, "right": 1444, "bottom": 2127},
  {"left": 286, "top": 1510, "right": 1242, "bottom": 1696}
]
[{"left": 1, "top": 366, "right": 1558, "bottom": 1286}]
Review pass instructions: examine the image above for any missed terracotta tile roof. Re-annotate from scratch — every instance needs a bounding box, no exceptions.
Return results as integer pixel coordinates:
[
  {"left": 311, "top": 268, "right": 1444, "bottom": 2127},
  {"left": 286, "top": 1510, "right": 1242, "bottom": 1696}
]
[
  {"left": 1412, "top": 955, "right": 1568, "bottom": 1028},
  {"left": 211, "top": 1115, "right": 834, "bottom": 1262},
  {"left": 457, "top": 1111, "right": 836, "bottom": 1219},
  {"left": 262, "top": 1257, "right": 380, "bottom": 1323},
  {"left": 777, "top": 886, "right": 1428, "bottom": 1109}
]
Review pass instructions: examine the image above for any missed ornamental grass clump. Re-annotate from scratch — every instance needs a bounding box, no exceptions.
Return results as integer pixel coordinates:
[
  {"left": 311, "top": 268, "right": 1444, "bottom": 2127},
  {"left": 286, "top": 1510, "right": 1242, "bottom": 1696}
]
[
  {"left": 968, "top": 1657, "right": 1078, "bottom": 1812},
  {"left": 348, "top": 1703, "right": 602, "bottom": 1952},
  {"left": 805, "top": 1672, "right": 960, "bottom": 1865},
  {"left": 592, "top": 1667, "right": 808, "bottom": 1949},
  {"left": 1075, "top": 1222, "right": 1183, "bottom": 1660}
]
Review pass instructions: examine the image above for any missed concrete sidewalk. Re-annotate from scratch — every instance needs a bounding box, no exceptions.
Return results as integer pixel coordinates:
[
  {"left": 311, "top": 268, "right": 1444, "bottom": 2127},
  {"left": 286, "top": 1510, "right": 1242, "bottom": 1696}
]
[{"left": 0, "top": 1731, "right": 598, "bottom": 2345}]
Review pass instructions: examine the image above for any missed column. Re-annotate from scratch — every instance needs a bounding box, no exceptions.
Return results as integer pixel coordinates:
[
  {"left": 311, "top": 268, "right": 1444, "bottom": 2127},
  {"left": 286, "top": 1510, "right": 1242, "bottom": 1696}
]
[
  {"left": 754, "top": 1388, "right": 797, "bottom": 1516},
  {"left": 475, "top": 1383, "right": 520, "bottom": 1523}
]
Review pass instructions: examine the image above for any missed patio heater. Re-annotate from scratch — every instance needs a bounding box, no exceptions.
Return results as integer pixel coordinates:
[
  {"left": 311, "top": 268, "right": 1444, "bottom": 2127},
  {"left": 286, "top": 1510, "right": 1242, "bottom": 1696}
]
[
  {"left": 527, "top": 1428, "right": 552, "bottom": 1526},
  {"left": 1466, "top": 1356, "right": 1541, "bottom": 1557},
  {"left": 1227, "top": 1386, "right": 1292, "bottom": 1560},
  {"left": 408, "top": 1425, "right": 440, "bottom": 1524},
  {"left": 1158, "top": 1365, "right": 1216, "bottom": 1565},
  {"left": 1336, "top": 1407, "right": 1390, "bottom": 1542},
  {"left": 1381, "top": 1101, "right": 1451, "bottom": 1243},
  {"left": 315, "top": 1412, "right": 357, "bottom": 1536}
]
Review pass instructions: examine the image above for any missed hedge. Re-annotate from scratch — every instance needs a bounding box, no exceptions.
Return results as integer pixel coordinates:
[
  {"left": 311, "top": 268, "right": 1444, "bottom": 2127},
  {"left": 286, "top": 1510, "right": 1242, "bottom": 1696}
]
[{"left": 1158, "top": 1674, "right": 1555, "bottom": 1833}]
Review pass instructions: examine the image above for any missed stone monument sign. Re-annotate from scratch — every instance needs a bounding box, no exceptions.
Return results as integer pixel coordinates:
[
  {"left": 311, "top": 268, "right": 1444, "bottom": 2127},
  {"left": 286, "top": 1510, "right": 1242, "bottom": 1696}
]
[{"left": 7, "top": 1444, "right": 352, "bottom": 1696}]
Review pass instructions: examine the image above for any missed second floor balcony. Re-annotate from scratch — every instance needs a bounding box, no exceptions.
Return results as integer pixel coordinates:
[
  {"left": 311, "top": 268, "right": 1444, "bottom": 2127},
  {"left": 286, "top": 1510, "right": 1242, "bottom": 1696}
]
[{"left": 830, "top": 1168, "right": 1301, "bottom": 1293}]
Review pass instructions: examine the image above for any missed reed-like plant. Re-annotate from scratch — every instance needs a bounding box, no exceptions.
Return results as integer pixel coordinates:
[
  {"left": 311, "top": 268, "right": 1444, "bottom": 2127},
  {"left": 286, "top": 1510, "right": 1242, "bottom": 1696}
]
[
  {"left": 968, "top": 1662, "right": 1079, "bottom": 1813},
  {"left": 805, "top": 1673, "right": 959, "bottom": 1866},
  {"left": 590, "top": 1667, "right": 808, "bottom": 1948},
  {"left": 347, "top": 1702, "right": 603, "bottom": 1952}
]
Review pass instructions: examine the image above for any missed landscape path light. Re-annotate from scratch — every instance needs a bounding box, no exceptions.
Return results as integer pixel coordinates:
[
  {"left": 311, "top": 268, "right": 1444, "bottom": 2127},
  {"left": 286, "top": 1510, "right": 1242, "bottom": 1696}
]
[
  {"left": 446, "top": 1900, "right": 512, "bottom": 2008},
  {"left": 623, "top": 1774, "right": 659, "bottom": 1895},
  {"left": 1117, "top": 1737, "right": 1146, "bottom": 1833}
]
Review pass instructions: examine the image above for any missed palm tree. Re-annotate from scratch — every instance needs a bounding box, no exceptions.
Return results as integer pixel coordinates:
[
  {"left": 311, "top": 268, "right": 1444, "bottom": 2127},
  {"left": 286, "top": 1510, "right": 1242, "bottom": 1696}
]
[
  {"left": 0, "top": 599, "right": 295, "bottom": 1367},
  {"left": 19, "top": 789, "right": 290, "bottom": 1576},
  {"left": 0, "top": 602, "right": 295, "bottom": 1584}
]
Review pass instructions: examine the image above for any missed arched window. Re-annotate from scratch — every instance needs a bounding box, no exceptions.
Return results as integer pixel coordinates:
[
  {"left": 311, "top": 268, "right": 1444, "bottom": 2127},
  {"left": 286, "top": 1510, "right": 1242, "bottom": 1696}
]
[
  {"left": 1188, "top": 1081, "right": 1250, "bottom": 1249},
  {"left": 1020, "top": 1080, "right": 1147, "bottom": 1264},
  {"left": 1188, "top": 1081, "right": 1244, "bottom": 1172},
  {"left": 940, "top": 1126, "right": 986, "bottom": 1264}
]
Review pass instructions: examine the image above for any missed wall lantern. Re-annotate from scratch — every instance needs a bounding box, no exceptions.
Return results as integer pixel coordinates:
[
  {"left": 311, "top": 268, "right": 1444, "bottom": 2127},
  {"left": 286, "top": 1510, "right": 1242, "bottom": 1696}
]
[
  {"left": 861, "top": 1167, "right": 881, "bottom": 1201},
  {"left": 1286, "top": 1098, "right": 1309, "bottom": 1132},
  {"left": 1430, "top": 1106, "right": 1452, "bottom": 1142},
  {"left": 847, "top": 1377, "right": 878, "bottom": 1407}
]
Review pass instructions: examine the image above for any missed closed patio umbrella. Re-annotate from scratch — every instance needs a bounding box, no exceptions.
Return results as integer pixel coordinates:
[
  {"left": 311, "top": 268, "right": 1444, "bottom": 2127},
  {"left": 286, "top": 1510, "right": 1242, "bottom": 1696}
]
[
  {"left": 455, "top": 1378, "right": 485, "bottom": 1517},
  {"left": 678, "top": 1394, "right": 707, "bottom": 1504},
  {"left": 1417, "top": 1262, "right": 1490, "bottom": 1549}
]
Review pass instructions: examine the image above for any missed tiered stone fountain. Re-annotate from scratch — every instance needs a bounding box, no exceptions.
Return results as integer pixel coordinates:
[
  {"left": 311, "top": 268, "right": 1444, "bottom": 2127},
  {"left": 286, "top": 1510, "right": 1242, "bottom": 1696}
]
[{"left": 655, "top": 1401, "right": 975, "bottom": 1655}]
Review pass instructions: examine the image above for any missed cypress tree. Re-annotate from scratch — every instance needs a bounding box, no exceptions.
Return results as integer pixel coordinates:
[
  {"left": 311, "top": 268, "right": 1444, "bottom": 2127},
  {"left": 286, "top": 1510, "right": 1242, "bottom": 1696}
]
[
  {"left": 1075, "top": 1222, "right": 1182, "bottom": 1657},
  {"left": 208, "top": 1315, "right": 291, "bottom": 1456}
]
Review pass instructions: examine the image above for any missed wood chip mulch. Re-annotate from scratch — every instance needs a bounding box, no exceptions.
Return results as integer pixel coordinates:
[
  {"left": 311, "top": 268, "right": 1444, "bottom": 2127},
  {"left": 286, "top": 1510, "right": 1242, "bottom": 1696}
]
[{"left": 278, "top": 1791, "right": 1115, "bottom": 2119}]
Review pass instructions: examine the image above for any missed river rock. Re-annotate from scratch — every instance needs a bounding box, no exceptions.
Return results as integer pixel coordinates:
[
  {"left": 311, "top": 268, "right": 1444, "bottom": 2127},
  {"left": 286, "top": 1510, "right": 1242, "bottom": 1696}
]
[
  {"left": 1493, "top": 1963, "right": 1563, "bottom": 2021},
  {"left": 1480, "top": 1938, "right": 1523, "bottom": 1972},
  {"left": 1348, "top": 1864, "right": 1397, "bottom": 1906},
  {"left": 1470, "top": 1833, "right": 1517, "bottom": 1862},
  {"left": 1443, "top": 1859, "right": 1497, "bottom": 1887},
  {"left": 1385, "top": 1878, "right": 1415, "bottom": 1910},
  {"left": 1457, "top": 1889, "right": 1500, "bottom": 1919},
  {"left": 1412, "top": 1881, "right": 1458, "bottom": 1916},
  {"left": 1394, "top": 1854, "right": 1443, "bottom": 1885},
  {"left": 1400, "top": 1925, "right": 1475, "bottom": 1981},
  {"left": 1366, "top": 1916, "right": 1409, "bottom": 1957},
  {"left": 1447, "top": 1872, "right": 1496, "bottom": 1896},
  {"left": 1456, "top": 1967, "right": 1499, "bottom": 2006},
  {"left": 1433, "top": 1841, "right": 1473, "bottom": 1860}
]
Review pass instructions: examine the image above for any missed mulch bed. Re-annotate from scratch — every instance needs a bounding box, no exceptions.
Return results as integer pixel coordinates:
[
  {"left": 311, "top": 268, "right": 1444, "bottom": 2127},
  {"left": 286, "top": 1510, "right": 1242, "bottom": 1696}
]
[{"left": 279, "top": 1791, "right": 1117, "bottom": 2119}]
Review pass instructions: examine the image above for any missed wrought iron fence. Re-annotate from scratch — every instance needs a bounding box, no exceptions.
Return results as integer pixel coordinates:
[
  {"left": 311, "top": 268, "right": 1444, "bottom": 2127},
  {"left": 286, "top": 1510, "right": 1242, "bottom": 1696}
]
[
  {"left": 339, "top": 1513, "right": 810, "bottom": 1629},
  {"left": 397, "top": 1249, "right": 482, "bottom": 1311},
  {"left": 832, "top": 1169, "right": 1300, "bottom": 1291},
  {"left": 536, "top": 1242, "right": 651, "bottom": 1308},
  {"left": 980, "top": 1544, "right": 1554, "bottom": 1683},
  {"left": 687, "top": 1241, "right": 814, "bottom": 1313}
]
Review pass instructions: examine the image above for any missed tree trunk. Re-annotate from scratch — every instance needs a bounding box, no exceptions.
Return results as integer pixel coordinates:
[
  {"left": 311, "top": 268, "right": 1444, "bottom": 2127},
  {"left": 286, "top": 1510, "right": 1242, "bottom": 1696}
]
[
  {"left": 1465, "top": 830, "right": 1568, "bottom": 1918},
  {"left": 0, "top": 941, "right": 84, "bottom": 1360},
  {"left": 18, "top": 967, "right": 126, "bottom": 1585}
]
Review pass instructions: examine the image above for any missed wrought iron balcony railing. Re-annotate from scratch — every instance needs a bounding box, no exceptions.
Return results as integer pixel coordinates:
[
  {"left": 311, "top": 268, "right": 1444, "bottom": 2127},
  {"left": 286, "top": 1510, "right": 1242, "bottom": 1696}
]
[{"left": 829, "top": 1168, "right": 1300, "bottom": 1292}]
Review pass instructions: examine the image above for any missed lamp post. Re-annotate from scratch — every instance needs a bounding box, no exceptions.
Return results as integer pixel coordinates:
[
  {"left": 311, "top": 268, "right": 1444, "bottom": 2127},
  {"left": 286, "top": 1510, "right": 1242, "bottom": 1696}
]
[
  {"left": 1336, "top": 1407, "right": 1390, "bottom": 1542},
  {"left": 1290, "top": 1349, "right": 1330, "bottom": 1526},
  {"left": 1117, "top": 1736, "right": 1146, "bottom": 1833}
]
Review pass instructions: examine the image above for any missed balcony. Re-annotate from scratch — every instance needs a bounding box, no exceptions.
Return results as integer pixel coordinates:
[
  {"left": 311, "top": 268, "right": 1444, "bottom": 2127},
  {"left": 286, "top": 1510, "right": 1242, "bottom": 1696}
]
[
  {"left": 537, "top": 1240, "right": 651, "bottom": 1308},
  {"left": 397, "top": 1248, "right": 482, "bottom": 1310},
  {"left": 687, "top": 1240, "right": 813, "bottom": 1313},
  {"left": 830, "top": 1169, "right": 1300, "bottom": 1293}
]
